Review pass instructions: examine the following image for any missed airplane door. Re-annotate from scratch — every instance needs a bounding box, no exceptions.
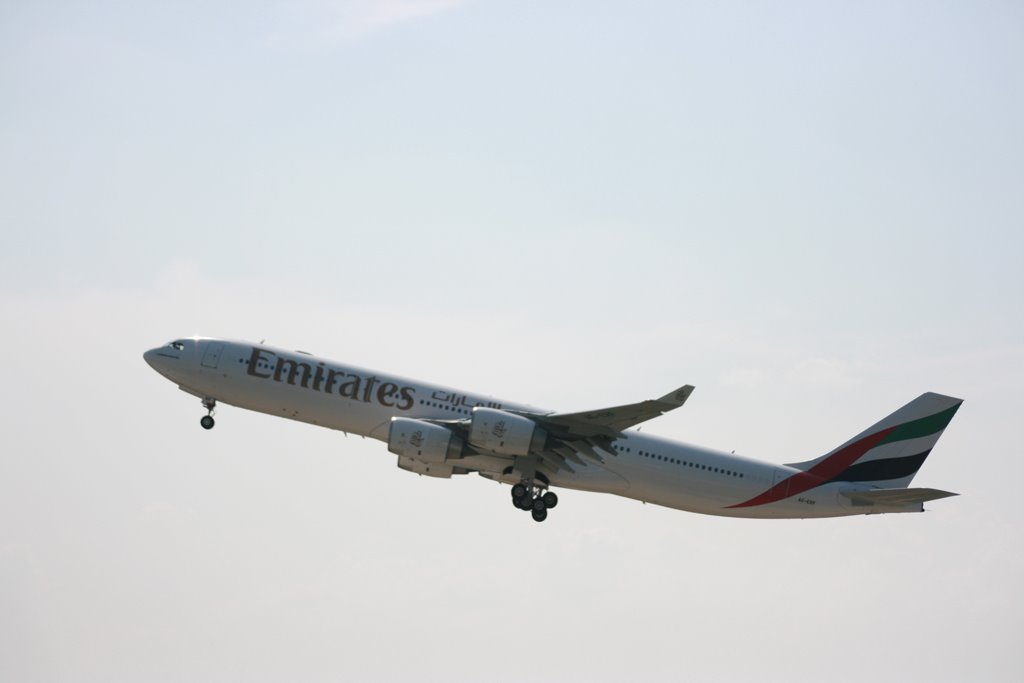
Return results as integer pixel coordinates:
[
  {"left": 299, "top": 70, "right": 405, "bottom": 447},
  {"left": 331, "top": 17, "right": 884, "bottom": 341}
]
[{"left": 201, "top": 342, "right": 224, "bottom": 369}]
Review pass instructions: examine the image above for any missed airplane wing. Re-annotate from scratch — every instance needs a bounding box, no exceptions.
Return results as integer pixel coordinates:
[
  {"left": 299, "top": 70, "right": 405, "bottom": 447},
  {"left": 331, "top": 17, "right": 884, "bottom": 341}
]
[
  {"left": 529, "top": 385, "right": 695, "bottom": 438},
  {"left": 431, "top": 384, "right": 694, "bottom": 477},
  {"left": 515, "top": 384, "right": 695, "bottom": 475}
]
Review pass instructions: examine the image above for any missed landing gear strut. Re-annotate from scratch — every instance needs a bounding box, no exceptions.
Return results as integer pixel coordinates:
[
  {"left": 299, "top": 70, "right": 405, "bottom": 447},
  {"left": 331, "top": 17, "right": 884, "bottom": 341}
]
[
  {"left": 200, "top": 397, "right": 216, "bottom": 430},
  {"left": 510, "top": 482, "right": 558, "bottom": 523}
]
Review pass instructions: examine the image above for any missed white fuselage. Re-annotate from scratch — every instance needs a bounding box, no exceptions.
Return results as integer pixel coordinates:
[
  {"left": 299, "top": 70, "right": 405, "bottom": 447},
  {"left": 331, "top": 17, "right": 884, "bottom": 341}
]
[{"left": 143, "top": 337, "right": 894, "bottom": 519}]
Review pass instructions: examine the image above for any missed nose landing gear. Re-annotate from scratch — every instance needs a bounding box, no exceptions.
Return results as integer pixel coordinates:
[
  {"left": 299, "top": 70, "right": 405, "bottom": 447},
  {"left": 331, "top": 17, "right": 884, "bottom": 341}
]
[
  {"left": 200, "top": 397, "right": 217, "bottom": 430},
  {"left": 511, "top": 482, "right": 558, "bottom": 523}
]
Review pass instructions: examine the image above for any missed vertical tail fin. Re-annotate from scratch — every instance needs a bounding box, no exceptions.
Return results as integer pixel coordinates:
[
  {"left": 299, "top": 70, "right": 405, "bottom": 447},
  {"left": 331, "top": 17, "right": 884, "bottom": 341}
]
[{"left": 785, "top": 392, "right": 963, "bottom": 488}]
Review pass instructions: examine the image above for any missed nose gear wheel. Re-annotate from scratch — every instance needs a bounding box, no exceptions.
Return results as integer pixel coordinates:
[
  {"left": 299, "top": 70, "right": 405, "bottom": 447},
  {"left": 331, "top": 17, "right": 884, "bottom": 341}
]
[{"left": 200, "top": 397, "right": 217, "bottom": 430}]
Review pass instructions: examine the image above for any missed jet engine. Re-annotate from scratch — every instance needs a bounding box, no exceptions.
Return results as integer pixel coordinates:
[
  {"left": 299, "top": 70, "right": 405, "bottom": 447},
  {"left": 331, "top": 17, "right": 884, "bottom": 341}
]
[
  {"left": 387, "top": 417, "right": 464, "bottom": 464},
  {"left": 396, "top": 455, "right": 455, "bottom": 479},
  {"left": 469, "top": 408, "right": 546, "bottom": 456}
]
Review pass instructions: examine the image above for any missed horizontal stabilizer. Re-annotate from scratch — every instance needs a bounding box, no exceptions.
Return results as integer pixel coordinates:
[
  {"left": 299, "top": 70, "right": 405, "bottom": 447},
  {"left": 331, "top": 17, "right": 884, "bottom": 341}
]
[{"left": 841, "top": 487, "right": 958, "bottom": 506}]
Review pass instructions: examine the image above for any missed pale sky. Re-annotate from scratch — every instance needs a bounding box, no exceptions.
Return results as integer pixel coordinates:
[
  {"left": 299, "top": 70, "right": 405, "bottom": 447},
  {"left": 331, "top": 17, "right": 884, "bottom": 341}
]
[{"left": 2, "top": 1, "right": 1022, "bottom": 681}]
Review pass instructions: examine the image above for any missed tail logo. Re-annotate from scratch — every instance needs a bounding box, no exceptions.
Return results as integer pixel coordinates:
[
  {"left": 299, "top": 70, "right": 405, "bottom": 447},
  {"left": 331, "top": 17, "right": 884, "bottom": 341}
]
[{"left": 727, "top": 403, "right": 960, "bottom": 508}]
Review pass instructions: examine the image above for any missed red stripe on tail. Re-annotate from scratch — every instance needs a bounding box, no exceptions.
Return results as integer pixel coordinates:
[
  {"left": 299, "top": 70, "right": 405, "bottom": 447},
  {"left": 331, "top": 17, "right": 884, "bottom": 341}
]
[{"left": 725, "top": 426, "right": 897, "bottom": 508}]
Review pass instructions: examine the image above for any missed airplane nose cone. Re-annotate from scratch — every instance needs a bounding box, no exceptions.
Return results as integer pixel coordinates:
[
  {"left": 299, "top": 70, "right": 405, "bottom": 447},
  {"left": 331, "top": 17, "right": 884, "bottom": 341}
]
[
  {"left": 143, "top": 347, "right": 173, "bottom": 373},
  {"left": 144, "top": 342, "right": 187, "bottom": 381}
]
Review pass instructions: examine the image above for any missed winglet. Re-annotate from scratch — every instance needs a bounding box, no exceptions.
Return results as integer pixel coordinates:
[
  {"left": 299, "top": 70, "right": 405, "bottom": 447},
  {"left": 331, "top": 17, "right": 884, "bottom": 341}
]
[{"left": 657, "top": 385, "right": 695, "bottom": 408}]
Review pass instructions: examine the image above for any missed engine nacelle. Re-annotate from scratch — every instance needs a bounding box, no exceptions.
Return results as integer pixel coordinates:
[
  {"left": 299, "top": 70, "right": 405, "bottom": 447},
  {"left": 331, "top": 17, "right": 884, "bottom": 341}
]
[
  {"left": 468, "top": 408, "right": 546, "bottom": 456},
  {"left": 396, "top": 455, "right": 454, "bottom": 479},
  {"left": 388, "top": 418, "right": 464, "bottom": 464}
]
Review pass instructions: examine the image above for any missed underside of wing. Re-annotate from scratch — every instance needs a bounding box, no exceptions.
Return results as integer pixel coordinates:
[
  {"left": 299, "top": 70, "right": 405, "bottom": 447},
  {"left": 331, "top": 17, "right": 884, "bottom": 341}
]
[{"left": 421, "top": 420, "right": 621, "bottom": 478}]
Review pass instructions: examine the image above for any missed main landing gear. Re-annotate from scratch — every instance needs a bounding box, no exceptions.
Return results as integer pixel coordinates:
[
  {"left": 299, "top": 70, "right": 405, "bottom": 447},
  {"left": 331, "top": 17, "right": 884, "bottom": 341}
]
[
  {"left": 511, "top": 482, "right": 558, "bottom": 523},
  {"left": 200, "top": 397, "right": 217, "bottom": 430}
]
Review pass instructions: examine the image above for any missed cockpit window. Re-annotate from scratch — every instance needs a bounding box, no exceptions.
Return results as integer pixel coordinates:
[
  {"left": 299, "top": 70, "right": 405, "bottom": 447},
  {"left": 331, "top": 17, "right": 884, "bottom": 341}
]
[{"left": 168, "top": 341, "right": 186, "bottom": 351}]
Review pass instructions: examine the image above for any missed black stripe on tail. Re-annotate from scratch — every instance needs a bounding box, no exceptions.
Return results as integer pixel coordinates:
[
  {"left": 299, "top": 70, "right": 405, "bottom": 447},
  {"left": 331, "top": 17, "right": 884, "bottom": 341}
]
[{"left": 831, "top": 449, "right": 932, "bottom": 483}]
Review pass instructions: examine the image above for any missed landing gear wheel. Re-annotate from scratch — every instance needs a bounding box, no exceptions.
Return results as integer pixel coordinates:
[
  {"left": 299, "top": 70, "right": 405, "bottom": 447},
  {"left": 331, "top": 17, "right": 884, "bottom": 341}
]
[
  {"left": 199, "top": 397, "right": 217, "bottom": 430},
  {"left": 512, "top": 478, "right": 558, "bottom": 521}
]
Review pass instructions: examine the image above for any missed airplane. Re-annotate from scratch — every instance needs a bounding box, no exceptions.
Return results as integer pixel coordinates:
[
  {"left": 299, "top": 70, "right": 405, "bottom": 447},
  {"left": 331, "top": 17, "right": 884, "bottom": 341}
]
[{"left": 144, "top": 337, "right": 962, "bottom": 522}]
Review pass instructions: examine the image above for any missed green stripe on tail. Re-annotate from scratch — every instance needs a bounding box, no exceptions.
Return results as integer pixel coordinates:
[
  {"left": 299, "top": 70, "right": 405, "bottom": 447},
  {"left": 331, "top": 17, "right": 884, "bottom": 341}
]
[{"left": 877, "top": 403, "right": 961, "bottom": 446}]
